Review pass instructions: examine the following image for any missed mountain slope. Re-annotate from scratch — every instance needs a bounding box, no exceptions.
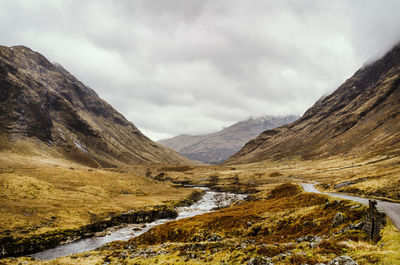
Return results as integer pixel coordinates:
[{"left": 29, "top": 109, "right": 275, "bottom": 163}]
[
  {"left": 227, "top": 43, "right": 400, "bottom": 164},
  {"left": 159, "top": 115, "right": 298, "bottom": 164},
  {"left": 0, "top": 45, "right": 189, "bottom": 167}
]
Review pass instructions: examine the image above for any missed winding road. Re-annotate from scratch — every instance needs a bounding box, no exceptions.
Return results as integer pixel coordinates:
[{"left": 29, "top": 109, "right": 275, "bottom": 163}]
[{"left": 300, "top": 183, "right": 400, "bottom": 231}]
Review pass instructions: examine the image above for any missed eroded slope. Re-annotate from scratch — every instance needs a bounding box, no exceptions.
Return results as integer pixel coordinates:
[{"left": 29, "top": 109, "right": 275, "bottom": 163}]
[
  {"left": 0, "top": 45, "right": 189, "bottom": 166},
  {"left": 227, "top": 44, "right": 400, "bottom": 164}
]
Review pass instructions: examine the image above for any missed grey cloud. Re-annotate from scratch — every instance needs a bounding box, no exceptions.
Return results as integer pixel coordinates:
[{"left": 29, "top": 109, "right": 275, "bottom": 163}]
[{"left": 1, "top": 0, "right": 400, "bottom": 140}]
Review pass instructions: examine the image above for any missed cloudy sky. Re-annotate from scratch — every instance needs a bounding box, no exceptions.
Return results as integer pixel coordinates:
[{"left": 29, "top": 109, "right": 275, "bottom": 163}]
[{"left": 1, "top": 0, "right": 400, "bottom": 140}]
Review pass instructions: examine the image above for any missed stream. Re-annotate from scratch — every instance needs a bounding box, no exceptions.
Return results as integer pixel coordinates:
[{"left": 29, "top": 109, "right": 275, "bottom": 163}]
[{"left": 30, "top": 187, "right": 247, "bottom": 260}]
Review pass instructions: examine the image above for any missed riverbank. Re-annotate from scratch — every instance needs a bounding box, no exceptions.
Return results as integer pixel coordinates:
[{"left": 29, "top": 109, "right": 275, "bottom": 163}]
[
  {"left": 1, "top": 205, "right": 179, "bottom": 258},
  {"left": 1, "top": 188, "right": 206, "bottom": 258},
  {"left": 22, "top": 188, "right": 242, "bottom": 260},
  {"left": 0, "top": 164, "right": 202, "bottom": 258}
]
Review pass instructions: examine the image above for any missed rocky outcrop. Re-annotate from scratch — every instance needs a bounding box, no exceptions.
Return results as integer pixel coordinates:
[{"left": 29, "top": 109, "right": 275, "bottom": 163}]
[
  {"left": 0, "top": 45, "right": 189, "bottom": 166},
  {"left": 159, "top": 115, "right": 298, "bottom": 164},
  {"left": 327, "top": 255, "right": 358, "bottom": 265},
  {"left": 227, "top": 43, "right": 400, "bottom": 164},
  {"left": 332, "top": 212, "right": 345, "bottom": 228}
]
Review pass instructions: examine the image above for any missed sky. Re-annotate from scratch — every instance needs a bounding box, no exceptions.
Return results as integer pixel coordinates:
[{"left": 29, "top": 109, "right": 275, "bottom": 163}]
[{"left": 1, "top": 0, "right": 400, "bottom": 140}]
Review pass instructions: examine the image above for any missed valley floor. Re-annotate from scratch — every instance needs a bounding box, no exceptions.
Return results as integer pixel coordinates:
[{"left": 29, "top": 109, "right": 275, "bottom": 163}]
[
  {"left": 1, "top": 153, "right": 400, "bottom": 264},
  {"left": 156, "top": 154, "right": 400, "bottom": 202}
]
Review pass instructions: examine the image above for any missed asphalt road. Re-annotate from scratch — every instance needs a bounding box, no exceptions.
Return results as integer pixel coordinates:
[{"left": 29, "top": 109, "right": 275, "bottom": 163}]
[{"left": 301, "top": 183, "right": 400, "bottom": 231}]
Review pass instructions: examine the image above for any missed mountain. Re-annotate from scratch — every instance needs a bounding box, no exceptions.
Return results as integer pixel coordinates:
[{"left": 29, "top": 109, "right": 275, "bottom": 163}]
[
  {"left": 0, "top": 45, "right": 190, "bottom": 167},
  {"left": 226, "top": 43, "right": 400, "bottom": 164},
  {"left": 158, "top": 115, "right": 299, "bottom": 164}
]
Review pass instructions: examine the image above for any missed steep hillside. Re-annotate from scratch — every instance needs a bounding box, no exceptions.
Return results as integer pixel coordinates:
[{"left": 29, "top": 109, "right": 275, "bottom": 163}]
[
  {"left": 159, "top": 115, "right": 298, "bottom": 164},
  {"left": 227, "top": 43, "right": 400, "bottom": 164},
  {"left": 0, "top": 45, "right": 189, "bottom": 167}
]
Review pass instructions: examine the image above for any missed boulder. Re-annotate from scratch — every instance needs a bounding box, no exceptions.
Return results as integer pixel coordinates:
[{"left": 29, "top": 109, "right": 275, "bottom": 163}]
[
  {"left": 332, "top": 212, "right": 344, "bottom": 227},
  {"left": 327, "top": 255, "right": 358, "bottom": 265},
  {"left": 247, "top": 256, "right": 273, "bottom": 265}
]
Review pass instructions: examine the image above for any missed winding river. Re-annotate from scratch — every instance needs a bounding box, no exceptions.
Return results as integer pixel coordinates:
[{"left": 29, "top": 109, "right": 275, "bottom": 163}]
[{"left": 30, "top": 188, "right": 247, "bottom": 260}]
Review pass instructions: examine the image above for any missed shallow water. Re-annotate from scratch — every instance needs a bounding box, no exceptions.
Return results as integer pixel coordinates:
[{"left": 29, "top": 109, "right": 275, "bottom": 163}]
[{"left": 30, "top": 188, "right": 247, "bottom": 260}]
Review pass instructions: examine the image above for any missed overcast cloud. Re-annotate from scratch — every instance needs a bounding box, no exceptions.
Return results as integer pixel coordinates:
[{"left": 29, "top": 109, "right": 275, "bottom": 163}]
[{"left": 1, "top": 0, "right": 400, "bottom": 140}]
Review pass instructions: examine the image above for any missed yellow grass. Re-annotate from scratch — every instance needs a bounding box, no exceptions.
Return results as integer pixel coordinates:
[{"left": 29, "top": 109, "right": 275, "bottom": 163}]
[
  {"left": 0, "top": 150, "right": 193, "bottom": 240},
  {"left": 341, "top": 220, "right": 400, "bottom": 264}
]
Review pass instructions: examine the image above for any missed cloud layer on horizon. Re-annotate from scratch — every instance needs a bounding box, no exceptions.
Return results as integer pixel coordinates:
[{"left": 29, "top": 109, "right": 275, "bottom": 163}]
[{"left": 1, "top": 0, "right": 400, "bottom": 140}]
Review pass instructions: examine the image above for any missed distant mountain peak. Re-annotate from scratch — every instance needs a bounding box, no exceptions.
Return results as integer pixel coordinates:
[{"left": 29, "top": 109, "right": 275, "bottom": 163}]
[{"left": 158, "top": 115, "right": 299, "bottom": 164}]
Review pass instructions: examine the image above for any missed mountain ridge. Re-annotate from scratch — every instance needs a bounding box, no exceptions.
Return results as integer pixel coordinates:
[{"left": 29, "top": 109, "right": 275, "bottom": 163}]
[
  {"left": 159, "top": 115, "right": 298, "bottom": 164},
  {"left": 0, "top": 45, "right": 190, "bottom": 167},
  {"left": 226, "top": 43, "right": 400, "bottom": 164}
]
